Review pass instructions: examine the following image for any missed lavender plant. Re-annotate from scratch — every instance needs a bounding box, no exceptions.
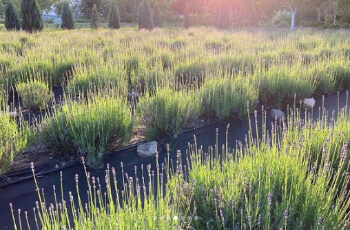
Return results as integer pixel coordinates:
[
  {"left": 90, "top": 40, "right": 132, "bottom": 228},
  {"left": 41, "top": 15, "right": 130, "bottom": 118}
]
[
  {"left": 137, "top": 88, "right": 200, "bottom": 139},
  {"left": 40, "top": 91, "right": 133, "bottom": 166},
  {"left": 16, "top": 78, "right": 52, "bottom": 111}
]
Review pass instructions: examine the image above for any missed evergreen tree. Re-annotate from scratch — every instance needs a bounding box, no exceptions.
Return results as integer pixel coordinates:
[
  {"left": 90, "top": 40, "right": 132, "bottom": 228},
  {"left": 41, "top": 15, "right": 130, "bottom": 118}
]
[
  {"left": 81, "top": 0, "right": 105, "bottom": 18},
  {"left": 4, "top": 0, "right": 20, "bottom": 30},
  {"left": 116, "top": 0, "right": 126, "bottom": 21},
  {"left": 21, "top": 0, "right": 44, "bottom": 32},
  {"left": 91, "top": 3, "right": 99, "bottom": 29},
  {"left": 152, "top": 0, "right": 161, "bottom": 27},
  {"left": 138, "top": 0, "right": 153, "bottom": 30},
  {"left": 108, "top": 0, "right": 120, "bottom": 29},
  {"left": 61, "top": 1, "right": 75, "bottom": 29},
  {"left": 183, "top": 3, "right": 190, "bottom": 29}
]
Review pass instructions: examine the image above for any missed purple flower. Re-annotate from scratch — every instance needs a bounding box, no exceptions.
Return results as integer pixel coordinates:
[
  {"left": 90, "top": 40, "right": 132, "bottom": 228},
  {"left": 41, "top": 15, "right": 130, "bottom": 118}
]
[
  {"left": 219, "top": 209, "right": 223, "bottom": 218},
  {"left": 284, "top": 209, "right": 288, "bottom": 219},
  {"left": 324, "top": 163, "right": 330, "bottom": 172},
  {"left": 340, "top": 141, "right": 348, "bottom": 159},
  {"left": 177, "top": 165, "right": 182, "bottom": 173},
  {"left": 177, "top": 150, "right": 181, "bottom": 158},
  {"left": 268, "top": 194, "right": 272, "bottom": 206}
]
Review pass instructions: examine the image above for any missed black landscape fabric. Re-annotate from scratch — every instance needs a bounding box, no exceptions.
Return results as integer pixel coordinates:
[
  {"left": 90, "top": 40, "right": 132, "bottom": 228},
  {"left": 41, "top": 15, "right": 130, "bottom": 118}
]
[{"left": 0, "top": 90, "right": 348, "bottom": 229}]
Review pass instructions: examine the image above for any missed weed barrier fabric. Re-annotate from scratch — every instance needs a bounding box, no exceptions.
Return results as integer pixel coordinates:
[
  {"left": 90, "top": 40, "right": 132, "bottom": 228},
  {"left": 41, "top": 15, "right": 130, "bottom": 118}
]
[{"left": 0, "top": 91, "right": 348, "bottom": 229}]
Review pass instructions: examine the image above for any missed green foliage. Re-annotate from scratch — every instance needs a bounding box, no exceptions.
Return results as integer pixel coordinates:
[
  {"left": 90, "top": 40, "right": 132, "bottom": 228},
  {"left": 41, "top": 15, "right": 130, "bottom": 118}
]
[
  {"left": 174, "top": 61, "right": 208, "bottom": 89},
  {"left": 16, "top": 78, "right": 52, "bottom": 111},
  {"left": 15, "top": 151, "right": 185, "bottom": 229},
  {"left": 80, "top": 0, "right": 105, "bottom": 18},
  {"left": 37, "top": 0, "right": 59, "bottom": 12},
  {"left": 40, "top": 93, "right": 133, "bottom": 166},
  {"left": 4, "top": 0, "right": 20, "bottom": 31},
  {"left": 91, "top": 3, "right": 99, "bottom": 29},
  {"left": 176, "top": 109, "right": 350, "bottom": 229},
  {"left": 21, "top": 0, "right": 44, "bottom": 32},
  {"left": 271, "top": 10, "right": 291, "bottom": 27},
  {"left": 61, "top": 1, "right": 75, "bottom": 29},
  {"left": 160, "top": 52, "right": 173, "bottom": 70},
  {"left": 0, "top": 108, "right": 34, "bottom": 173},
  {"left": 108, "top": 0, "right": 120, "bottom": 29},
  {"left": 66, "top": 66, "right": 127, "bottom": 96},
  {"left": 200, "top": 76, "right": 259, "bottom": 119},
  {"left": 259, "top": 66, "right": 316, "bottom": 107},
  {"left": 138, "top": 0, "right": 153, "bottom": 30},
  {"left": 324, "top": 61, "right": 350, "bottom": 90},
  {"left": 54, "top": 60, "right": 75, "bottom": 85},
  {"left": 152, "top": 1, "right": 161, "bottom": 27},
  {"left": 7, "top": 61, "right": 54, "bottom": 88},
  {"left": 12, "top": 101, "right": 350, "bottom": 229},
  {"left": 309, "top": 63, "right": 335, "bottom": 95},
  {"left": 137, "top": 88, "right": 200, "bottom": 139},
  {"left": 219, "top": 54, "right": 254, "bottom": 75},
  {"left": 0, "top": 112, "right": 17, "bottom": 172}
]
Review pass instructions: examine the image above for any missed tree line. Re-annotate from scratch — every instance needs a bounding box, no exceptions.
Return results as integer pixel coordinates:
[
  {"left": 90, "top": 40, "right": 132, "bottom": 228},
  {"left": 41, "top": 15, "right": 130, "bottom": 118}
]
[
  {"left": 3, "top": 0, "right": 350, "bottom": 31},
  {"left": 3, "top": 0, "right": 162, "bottom": 31},
  {"left": 173, "top": 0, "right": 350, "bottom": 29}
]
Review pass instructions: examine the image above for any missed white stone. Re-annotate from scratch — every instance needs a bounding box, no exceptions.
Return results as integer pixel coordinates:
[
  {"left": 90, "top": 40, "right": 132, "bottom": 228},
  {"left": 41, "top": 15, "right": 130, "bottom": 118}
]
[
  {"left": 302, "top": 98, "right": 316, "bottom": 111},
  {"left": 137, "top": 141, "right": 158, "bottom": 157},
  {"left": 270, "top": 109, "right": 285, "bottom": 121}
]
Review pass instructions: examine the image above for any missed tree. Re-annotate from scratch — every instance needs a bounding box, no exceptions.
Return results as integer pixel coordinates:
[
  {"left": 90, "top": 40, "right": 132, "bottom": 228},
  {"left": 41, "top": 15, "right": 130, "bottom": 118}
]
[
  {"left": 4, "top": 0, "right": 20, "bottom": 30},
  {"left": 37, "top": 0, "right": 59, "bottom": 12},
  {"left": 21, "top": 0, "right": 44, "bottom": 32},
  {"left": 152, "top": 0, "right": 161, "bottom": 27},
  {"left": 183, "top": 3, "right": 190, "bottom": 29},
  {"left": 91, "top": 3, "right": 99, "bottom": 29},
  {"left": 116, "top": 0, "right": 126, "bottom": 21},
  {"left": 281, "top": 0, "right": 313, "bottom": 30},
  {"left": 108, "top": 0, "right": 120, "bottom": 29},
  {"left": 81, "top": 0, "right": 104, "bottom": 18},
  {"left": 61, "top": 1, "right": 74, "bottom": 29},
  {"left": 54, "top": 0, "right": 80, "bottom": 16},
  {"left": 171, "top": 0, "right": 186, "bottom": 15},
  {"left": 338, "top": 0, "right": 350, "bottom": 23},
  {"left": 138, "top": 0, "right": 153, "bottom": 30},
  {"left": 216, "top": 0, "right": 230, "bottom": 29}
]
